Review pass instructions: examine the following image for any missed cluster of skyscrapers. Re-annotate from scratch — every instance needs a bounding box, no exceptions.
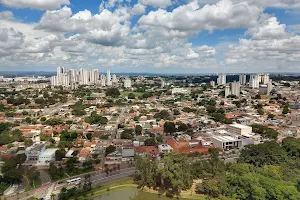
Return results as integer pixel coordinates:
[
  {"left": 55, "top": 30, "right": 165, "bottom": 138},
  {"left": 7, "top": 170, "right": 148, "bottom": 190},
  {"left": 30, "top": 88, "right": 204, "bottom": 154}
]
[
  {"left": 50, "top": 67, "right": 132, "bottom": 88},
  {"left": 50, "top": 67, "right": 99, "bottom": 88},
  {"left": 215, "top": 73, "right": 273, "bottom": 98}
]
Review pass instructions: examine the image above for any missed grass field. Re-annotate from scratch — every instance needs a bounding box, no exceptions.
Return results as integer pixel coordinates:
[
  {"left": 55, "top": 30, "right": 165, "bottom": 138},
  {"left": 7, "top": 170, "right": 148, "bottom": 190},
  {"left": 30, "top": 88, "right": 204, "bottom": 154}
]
[{"left": 121, "top": 92, "right": 144, "bottom": 97}]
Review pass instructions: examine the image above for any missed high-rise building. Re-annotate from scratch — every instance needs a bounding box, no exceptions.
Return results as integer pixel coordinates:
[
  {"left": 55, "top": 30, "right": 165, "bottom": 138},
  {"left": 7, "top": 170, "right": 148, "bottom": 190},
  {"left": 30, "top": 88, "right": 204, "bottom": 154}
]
[
  {"left": 262, "top": 74, "right": 270, "bottom": 84},
  {"left": 225, "top": 85, "right": 231, "bottom": 98},
  {"left": 239, "top": 74, "right": 246, "bottom": 85},
  {"left": 231, "top": 81, "right": 240, "bottom": 97},
  {"left": 210, "top": 80, "right": 215, "bottom": 87},
  {"left": 249, "top": 74, "right": 260, "bottom": 89},
  {"left": 124, "top": 78, "right": 132, "bottom": 88},
  {"left": 217, "top": 74, "right": 226, "bottom": 85},
  {"left": 112, "top": 74, "right": 117, "bottom": 84},
  {"left": 50, "top": 67, "right": 101, "bottom": 87},
  {"left": 267, "top": 81, "right": 273, "bottom": 95},
  {"left": 161, "top": 80, "right": 165, "bottom": 88},
  {"left": 106, "top": 69, "right": 111, "bottom": 83}
]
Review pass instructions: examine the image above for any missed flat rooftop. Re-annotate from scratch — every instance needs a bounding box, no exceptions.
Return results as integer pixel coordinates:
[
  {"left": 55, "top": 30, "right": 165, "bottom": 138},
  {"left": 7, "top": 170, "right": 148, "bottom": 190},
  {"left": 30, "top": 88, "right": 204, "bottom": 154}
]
[
  {"left": 229, "top": 123, "right": 250, "bottom": 129},
  {"left": 212, "top": 135, "right": 240, "bottom": 142},
  {"left": 40, "top": 148, "right": 58, "bottom": 156}
]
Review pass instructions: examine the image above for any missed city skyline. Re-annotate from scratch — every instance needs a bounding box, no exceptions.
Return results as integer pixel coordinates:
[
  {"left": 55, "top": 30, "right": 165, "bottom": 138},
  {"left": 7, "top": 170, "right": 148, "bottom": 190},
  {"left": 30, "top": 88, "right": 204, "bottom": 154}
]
[{"left": 0, "top": 0, "right": 300, "bottom": 73}]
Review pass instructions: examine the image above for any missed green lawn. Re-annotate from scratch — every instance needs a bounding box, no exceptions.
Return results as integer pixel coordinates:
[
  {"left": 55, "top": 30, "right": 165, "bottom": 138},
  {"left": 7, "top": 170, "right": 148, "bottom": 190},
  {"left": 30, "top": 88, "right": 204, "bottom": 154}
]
[{"left": 121, "top": 92, "right": 144, "bottom": 97}]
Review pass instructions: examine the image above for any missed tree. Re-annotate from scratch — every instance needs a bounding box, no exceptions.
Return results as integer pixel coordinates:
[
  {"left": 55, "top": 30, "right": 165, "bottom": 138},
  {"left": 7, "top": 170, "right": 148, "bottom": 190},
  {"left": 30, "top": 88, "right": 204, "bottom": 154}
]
[
  {"left": 158, "top": 153, "right": 193, "bottom": 197},
  {"left": 135, "top": 156, "right": 158, "bottom": 189},
  {"left": 239, "top": 141, "right": 286, "bottom": 167},
  {"left": 55, "top": 149, "right": 66, "bottom": 161},
  {"left": 154, "top": 110, "right": 170, "bottom": 120},
  {"left": 282, "top": 105, "right": 290, "bottom": 114},
  {"left": 144, "top": 138, "right": 157, "bottom": 146},
  {"left": 105, "top": 145, "right": 116, "bottom": 156},
  {"left": 128, "top": 93, "right": 135, "bottom": 99},
  {"left": 24, "top": 139, "right": 33, "bottom": 147},
  {"left": 135, "top": 125, "right": 143, "bottom": 135},
  {"left": 105, "top": 88, "right": 120, "bottom": 98},
  {"left": 121, "top": 129, "right": 133, "bottom": 139},
  {"left": 164, "top": 121, "right": 176, "bottom": 134},
  {"left": 255, "top": 94, "right": 261, "bottom": 99},
  {"left": 173, "top": 109, "right": 180, "bottom": 115},
  {"left": 177, "top": 123, "right": 188, "bottom": 132}
]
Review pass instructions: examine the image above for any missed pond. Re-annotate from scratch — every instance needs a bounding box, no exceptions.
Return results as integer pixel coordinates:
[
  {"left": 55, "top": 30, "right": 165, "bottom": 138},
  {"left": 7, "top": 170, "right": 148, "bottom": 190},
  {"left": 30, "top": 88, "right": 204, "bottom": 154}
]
[{"left": 92, "top": 189, "right": 188, "bottom": 200}]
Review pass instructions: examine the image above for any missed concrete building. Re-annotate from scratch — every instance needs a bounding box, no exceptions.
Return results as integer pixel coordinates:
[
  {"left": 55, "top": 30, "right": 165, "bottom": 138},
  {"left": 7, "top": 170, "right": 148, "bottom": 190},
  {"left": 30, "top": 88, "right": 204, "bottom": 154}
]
[
  {"left": 217, "top": 74, "right": 226, "bottom": 85},
  {"left": 25, "top": 142, "right": 46, "bottom": 162},
  {"left": 38, "top": 148, "right": 58, "bottom": 164},
  {"left": 262, "top": 74, "right": 270, "bottom": 84},
  {"left": 112, "top": 74, "right": 118, "bottom": 84},
  {"left": 172, "top": 88, "right": 189, "bottom": 94},
  {"left": 267, "top": 81, "right": 273, "bottom": 95},
  {"left": 249, "top": 74, "right": 260, "bottom": 89},
  {"left": 211, "top": 136, "right": 242, "bottom": 150},
  {"left": 158, "top": 144, "right": 173, "bottom": 154},
  {"left": 124, "top": 78, "right": 132, "bottom": 88},
  {"left": 106, "top": 68, "right": 111, "bottom": 83},
  {"left": 210, "top": 80, "right": 215, "bottom": 87},
  {"left": 225, "top": 85, "right": 231, "bottom": 98},
  {"left": 228, "top": 124, "right": 252, "bottom": 137},
  {"left": 50, "top": 67, "right": 100, "bottom": 87},
  {"left": 239, "top": 74, "right": 246, "bottom": 85},
  {"left": 231, "top": 81, "right": 240, "bottom": 97}
]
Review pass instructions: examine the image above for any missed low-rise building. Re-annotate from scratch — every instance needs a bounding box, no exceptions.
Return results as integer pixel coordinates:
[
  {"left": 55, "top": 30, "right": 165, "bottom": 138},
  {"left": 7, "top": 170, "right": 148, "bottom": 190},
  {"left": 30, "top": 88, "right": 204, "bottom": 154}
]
[
  {"left": 228, "top": 123, "right": 252, "bottom": 137},
  {"left": 158, "top": 144, "right": 173, "bottom": 154},
  {"left": 38, "top": 148, "right": 58, "bottom": 164},
  {"left": 25, "top": 142, "right": 46, "bottom": 162},
  {"left": 211, "top": 135, "right": 242, "bottom": 150}
]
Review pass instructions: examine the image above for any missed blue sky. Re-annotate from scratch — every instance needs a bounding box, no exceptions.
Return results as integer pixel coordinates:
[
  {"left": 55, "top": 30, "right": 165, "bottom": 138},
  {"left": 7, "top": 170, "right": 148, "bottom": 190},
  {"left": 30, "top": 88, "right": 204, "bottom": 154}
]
[{"left": 0, "top": 0, "right": 300, "bottom": 73}]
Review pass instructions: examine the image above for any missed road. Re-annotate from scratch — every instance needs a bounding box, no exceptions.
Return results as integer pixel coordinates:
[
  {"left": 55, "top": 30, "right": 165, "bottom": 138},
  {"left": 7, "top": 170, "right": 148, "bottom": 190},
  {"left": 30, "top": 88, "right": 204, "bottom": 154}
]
[
  {"left": 3, "top": 167, "right": 135, "bottom": 200},
  {"left": 112, "top": 106, "right": 126, "bottom": 139}
]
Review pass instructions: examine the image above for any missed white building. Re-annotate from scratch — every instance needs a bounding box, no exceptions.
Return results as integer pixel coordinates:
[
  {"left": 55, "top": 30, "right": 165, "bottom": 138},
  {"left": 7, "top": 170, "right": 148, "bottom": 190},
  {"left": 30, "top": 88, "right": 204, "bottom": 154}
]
[
  {"left": 172, "top": 88, "right": 189, "bottom": 94},
  {"left": 50, "top": 67, "right": 100, "bottom": 87},
  {"left": 158, "top": 144, "right": 173, "bottom": 154},
  {"left": 211, "top": 136, "right": 242, "bottom": 150},
  {"left": 112, "top": 74, "right": 118, "bottom": 84},
  {"left": 267, "top": 81, "right": 273, "bottom": 95},
  {"left": 38, "top": 148, "right": 58, "bottom": 165},
  {"left": 217, "top": 74, "right": 226, "bottom": 85},
  {"left": 231, "top": 81, "right": 240, "bottom": 97},
  {"left": 249, "top": 74, "right": 260, "bottom": 89},
  {"left": 106, "top": 68, "right": 111, "bottom": 83},
  {"left": 225, "top": 85, "right": 231, "bottom": 98},
  {"left": 228, "top": 124, "right": 252, "bottom": 137},
  {"left": 239, "top": 74, "right": 246, "bottom": 85},
  {"left": 261, "top": 74, "right": 270, "bottom": 84},
  {"left": 210, "top": 80, "right": 215, "bottom": 87},
  {"left": 124, "top": 78, "right": 132, "bottom": 88}
]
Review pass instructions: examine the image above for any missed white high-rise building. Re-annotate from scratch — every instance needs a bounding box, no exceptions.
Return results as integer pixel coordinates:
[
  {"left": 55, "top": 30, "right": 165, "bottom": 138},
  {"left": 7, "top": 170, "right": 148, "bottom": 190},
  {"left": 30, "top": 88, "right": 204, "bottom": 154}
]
[
  {"left": 106, "top": 69, "right": 111, "bottom": 83},
  {"left": 50, "top": 76, "right": 58, "bottom": 86},
  {"left": 239, "top": 74, "right": 246, "bottom": 85},
  {"left": 249, "top": 74, "right": 260, "bottom": 89},
  {"left": 262, "top": 74, "right": 270, "bottom": 84},
  {"left": 124, "top": 78, "right": 132, "bottom": 88},
  {"left": 217, "top": 74, "right": 226, "bottom": 85},
  {"left": 231, "top": 81, "right": 240, "bottom": 97},
  {"left": 161, "top": 80, "right": 165, "bottom": 88},
  {"left": 100, "top": 74, "right": 106, "bottom": 87},
  {"left": 210, "top": 80, "right": 215, "bottom": 87},
  {"left": 112, "top": 74, "right": 117, "bottom": 84},
  {"left": 267, "top": 81, "right": 273, "bottom": 95},
  {"left": 225, "top": 85, "right": 231, "bottom": 98},
  {"left": 51, "top": 67, "right": 100, "bottom": 87}
]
